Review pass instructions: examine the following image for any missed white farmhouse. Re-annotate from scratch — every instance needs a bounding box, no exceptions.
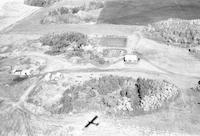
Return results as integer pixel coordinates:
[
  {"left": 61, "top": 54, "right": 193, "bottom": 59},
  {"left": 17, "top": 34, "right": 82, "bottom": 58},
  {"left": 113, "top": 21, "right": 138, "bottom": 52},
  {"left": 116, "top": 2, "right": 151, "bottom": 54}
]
[{"left": 123, "top": 54, "right": 140, "bottom": 64}]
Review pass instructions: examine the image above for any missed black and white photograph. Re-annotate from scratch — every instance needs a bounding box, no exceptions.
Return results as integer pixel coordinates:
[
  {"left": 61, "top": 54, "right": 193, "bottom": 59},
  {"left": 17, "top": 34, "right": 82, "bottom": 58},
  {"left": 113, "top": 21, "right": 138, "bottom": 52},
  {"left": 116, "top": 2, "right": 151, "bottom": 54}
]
[{"left": 0, "top": 0, "right": 200, "bottom": 136}]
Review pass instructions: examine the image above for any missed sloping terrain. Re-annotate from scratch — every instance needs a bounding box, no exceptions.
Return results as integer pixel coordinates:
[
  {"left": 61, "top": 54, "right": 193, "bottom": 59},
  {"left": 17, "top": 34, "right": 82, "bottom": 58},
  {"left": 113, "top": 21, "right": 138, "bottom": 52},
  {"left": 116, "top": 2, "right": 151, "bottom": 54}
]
[
  {"left": 98, "top": 0, "right": 200, "bottom": 25},
  {"left": 0, "top": 0, "right": 40, "bottom": 31}
]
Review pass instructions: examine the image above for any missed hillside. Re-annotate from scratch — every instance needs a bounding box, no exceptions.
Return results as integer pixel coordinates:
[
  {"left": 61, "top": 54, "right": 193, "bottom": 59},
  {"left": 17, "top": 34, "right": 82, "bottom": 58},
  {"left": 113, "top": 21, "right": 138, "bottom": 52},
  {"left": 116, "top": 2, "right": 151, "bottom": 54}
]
[{"left": 98, "top": 0, "right": 200, "bottom": 25}]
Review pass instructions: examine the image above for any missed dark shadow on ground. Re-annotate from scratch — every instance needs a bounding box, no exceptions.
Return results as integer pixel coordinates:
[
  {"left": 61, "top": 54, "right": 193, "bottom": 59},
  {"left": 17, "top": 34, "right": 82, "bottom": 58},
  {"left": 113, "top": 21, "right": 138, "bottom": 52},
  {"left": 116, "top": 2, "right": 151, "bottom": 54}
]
[{"left": 97, "top": 0, "right": 200, "bottom": 25}]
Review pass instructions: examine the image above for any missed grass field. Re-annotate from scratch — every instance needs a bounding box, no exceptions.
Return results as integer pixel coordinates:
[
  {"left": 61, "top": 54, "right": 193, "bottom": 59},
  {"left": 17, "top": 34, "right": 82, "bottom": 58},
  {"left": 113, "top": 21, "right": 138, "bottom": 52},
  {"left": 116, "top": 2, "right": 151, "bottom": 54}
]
[
  {"left": 99, "top": 37, "right": 127, "bottom": 47},
  {"left": 98, "top": 0, "right": 200, "bottom": 25}
]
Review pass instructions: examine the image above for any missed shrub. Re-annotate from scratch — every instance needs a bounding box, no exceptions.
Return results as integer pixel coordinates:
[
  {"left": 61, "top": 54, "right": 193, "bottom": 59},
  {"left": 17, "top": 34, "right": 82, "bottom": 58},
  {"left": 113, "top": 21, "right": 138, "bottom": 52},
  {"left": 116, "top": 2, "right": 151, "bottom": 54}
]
[
  {"left": 145, "top": 19, "right": 200, "bottom": 48},
  {"left": 71, "top": 7, "right": 81, "bottom": 14},
  {"left": 12, "top": 76, "right": 28, "bottom": 82},
  {"left": 65, "top": 49, "right": 84, "bottom": 59},
  {"left": 90, "top": 55, "right": 107, "bottom": 65},
  {"left": 10, "top": 76, "right": 28, "bottom": 85},
  {"left": 56, "top": 75, "right": 179, "bottom": 114},
  {"left": 83, "top": 15, "right": 97, "bottom": 23},
  {"left": 136, "top": 77, "right": 159, "bottom": 98},
  {"left": 48, "top": 7, "right": 70, "bottom": 16},
  {"left": 40, "top": 2, "right": 102, "bottom": 24},
  {"left": 191, "top": 83, "right": 200, "bottom": 93},
  {"left": 40, "top": 32, "right": 88, "bottom": 55},
  {"left": 102, "top": 94, "right": 119, "bottom": 108},
  {"left": 25, "top": 0, "right": 46, "bottom": 7},
  {"left": 59, "top": 7, "right": 70, "bottom": 15},
  {"left": 87, "top": 1, "right": 104, "bottom": 10},
  {"left": 117, "top": 97, "right": 133, "bottom": 111},
  {"left": 85, "top": 75, "right": 123, "bottom": 95},
  {"left": 24, "top": 0, "right": 61, "bottom": 7},
  {"left": 140, "top": 80, "right": 179, "bottom": 111},
  {"left": 58, "top": 95, "right": 73, "bottom": 113}
]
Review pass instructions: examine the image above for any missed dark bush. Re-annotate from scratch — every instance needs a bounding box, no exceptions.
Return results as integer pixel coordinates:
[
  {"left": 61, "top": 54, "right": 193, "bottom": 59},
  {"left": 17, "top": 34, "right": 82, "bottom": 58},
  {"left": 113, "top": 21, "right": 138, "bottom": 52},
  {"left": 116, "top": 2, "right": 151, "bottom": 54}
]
[
  {"left": 59, "top": 95, "right": 73, "bottom": 113},
  {"left": 24, "top": 0, "right": 61, "bottom": 7},
  {"left": 48, "top": 7, "right": 70, "bottom": 16},
  {"left": 71, "top": 7, "right": 80, "bottom": 14},
  {"left": 25, "top": 0, "right": 45, "bottom": 7},
  {"left": 87, "top": 1, "right": 104, "bottom": 10},
  {"left": 10, "top": 76, "right": 28, "bottom": 85},
  {"left": 136, "top": 77, "right": 158, "bottom": 98},
  {"left": 84, "top": 75, "right": 123, "bottom": 95},
  {"left": 59, "top": 7, "right": 70, "bottom": 15}
]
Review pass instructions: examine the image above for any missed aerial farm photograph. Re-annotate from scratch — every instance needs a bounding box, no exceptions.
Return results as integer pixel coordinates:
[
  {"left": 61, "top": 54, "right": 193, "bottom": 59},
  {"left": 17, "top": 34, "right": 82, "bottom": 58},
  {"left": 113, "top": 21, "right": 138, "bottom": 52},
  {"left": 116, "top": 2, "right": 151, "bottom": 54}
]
[{"left": 0, "top": 0, "right": 200, "bottom": 136}]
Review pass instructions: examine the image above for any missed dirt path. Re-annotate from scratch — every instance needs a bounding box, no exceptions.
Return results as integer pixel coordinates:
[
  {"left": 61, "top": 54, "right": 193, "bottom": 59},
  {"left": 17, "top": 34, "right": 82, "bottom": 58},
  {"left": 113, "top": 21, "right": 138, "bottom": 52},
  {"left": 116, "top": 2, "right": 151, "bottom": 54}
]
[{"left": 17, "top": 76, "right": 44, "bottom": 105}]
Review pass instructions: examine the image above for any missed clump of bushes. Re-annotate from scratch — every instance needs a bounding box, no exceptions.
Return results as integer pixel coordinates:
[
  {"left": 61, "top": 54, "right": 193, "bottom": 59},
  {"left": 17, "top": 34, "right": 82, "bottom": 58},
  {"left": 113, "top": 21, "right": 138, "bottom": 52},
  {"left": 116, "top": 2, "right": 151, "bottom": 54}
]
[
  {"left": 48, "top": 7, "right": 70, "bottom": 16},
  {"left": 40, "top": 32, "right": 108, "bottom": 65},
  {"left": 26, "top": 75, "right": 178, "bottom": 114},
  {"left": 57, "top": 95, "right": 73, "bottom": 113},
  {"left": 84, "top": 75, "right": 125, "bottom": 95},
  {"left": 40, "top": 1, "right": 104, "bottom": 24},
  {"left": 40, "top": 7, "right": 83, "bottom": 24},
  {"left": 140, "top": 80, "right": 179, "bottom": 111},
  {"left": 57, "top": 75, "right": 139, "bottom": 114},
  {"left": 86, "top": 1, "right": 104, "bottom": 11},
  {"left": 191, "top": 82, "right": 200, "bottom": 93},
  {"left": 188, "top": 48, "right": 200, "bottom": 59},
  {"left": 56, "top": 75, "right": 179, "bottom": 114},
  {"left": 136, "top": 78, "right": 179, "bottom": 111},
  {"left": 145, "top": 19, "right": 200, "bottom": 48},
  {"left": 24, "top": 0, "right": 61, "bottom": 7},
  {"left": 40, "top": 32, "right": 88, "bottom": 55},
  {"left": 11, "top": 76, "right": 28, "bottom": 84}
]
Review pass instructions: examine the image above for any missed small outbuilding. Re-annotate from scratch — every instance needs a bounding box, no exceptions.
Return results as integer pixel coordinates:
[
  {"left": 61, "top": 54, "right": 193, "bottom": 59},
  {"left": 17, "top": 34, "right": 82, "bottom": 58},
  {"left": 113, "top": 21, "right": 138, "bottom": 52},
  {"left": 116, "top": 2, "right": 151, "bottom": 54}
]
[
  {"left": 12, "top": 69, "right": 31, "bottom": 77},
  {"left": 123, "top": 54, "right": 140, "bottom": 64}
]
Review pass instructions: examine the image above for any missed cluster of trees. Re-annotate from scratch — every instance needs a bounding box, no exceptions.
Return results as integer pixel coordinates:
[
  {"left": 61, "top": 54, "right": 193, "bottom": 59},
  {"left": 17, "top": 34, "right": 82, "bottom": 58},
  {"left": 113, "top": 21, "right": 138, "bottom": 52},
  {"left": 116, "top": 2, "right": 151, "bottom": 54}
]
[
  {"left": 24, "top": 0, "right": 61, "bottom": 7},
  {"left": 40, "top": 32, "right": 108, "bottom": 65},
  {"left": 40, "top": 32, "right": 88, "bottom": 55},
  {"left": 87, "top": 1, "right": 104, "bottom": 11},
  {"left": 136, "top": 78, "right": 160, "bottom": 99},
  {"left": 58, "top": 76, "right": 136, "bottom": 113},
  {"left": 40, "top": 1, "right": 104, "bottom": 24},
  {"left": 139, "top": 80, "right": 179, "bottom": 111},
  {"left": 146, "top": 19, "right": 200, "bottom": 48},
  {"left": 47, "top": 7, "right": 70, "bottom": 16},
  {"left": 191, "top": 83, "right": 200, "bottom": 93},
  {"left": 49, "top": 75, "right": 179, "bottom": 114},
  {"left": 40, "top": 6, "right": 84, "bottom": 24}
]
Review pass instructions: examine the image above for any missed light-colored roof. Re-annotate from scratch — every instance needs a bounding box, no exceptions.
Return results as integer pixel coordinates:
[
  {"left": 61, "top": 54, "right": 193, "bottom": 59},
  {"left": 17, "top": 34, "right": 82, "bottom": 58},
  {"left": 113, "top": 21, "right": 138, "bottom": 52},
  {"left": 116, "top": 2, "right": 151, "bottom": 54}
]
[{"left": 124, "top": 54, "right": 138, "bottom": 60}]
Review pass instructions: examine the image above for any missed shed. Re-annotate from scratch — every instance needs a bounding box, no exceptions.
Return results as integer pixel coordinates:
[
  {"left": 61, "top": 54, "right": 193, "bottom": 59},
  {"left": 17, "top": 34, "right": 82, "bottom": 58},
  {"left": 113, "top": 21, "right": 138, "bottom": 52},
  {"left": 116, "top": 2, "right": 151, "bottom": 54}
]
[{"left": 123, "top": 54, "right": 139, "bottom": 64}]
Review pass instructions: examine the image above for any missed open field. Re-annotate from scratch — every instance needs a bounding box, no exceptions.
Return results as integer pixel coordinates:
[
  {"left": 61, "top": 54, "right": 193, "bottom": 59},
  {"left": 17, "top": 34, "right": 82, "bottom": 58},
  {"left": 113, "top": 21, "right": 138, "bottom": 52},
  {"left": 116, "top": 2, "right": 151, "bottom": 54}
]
[
  {"left": 0, "top": 0, "right": 40, "bottom": 31},
  {"left": 98, "top": 0, "right": 200, "bottom": 25}
]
